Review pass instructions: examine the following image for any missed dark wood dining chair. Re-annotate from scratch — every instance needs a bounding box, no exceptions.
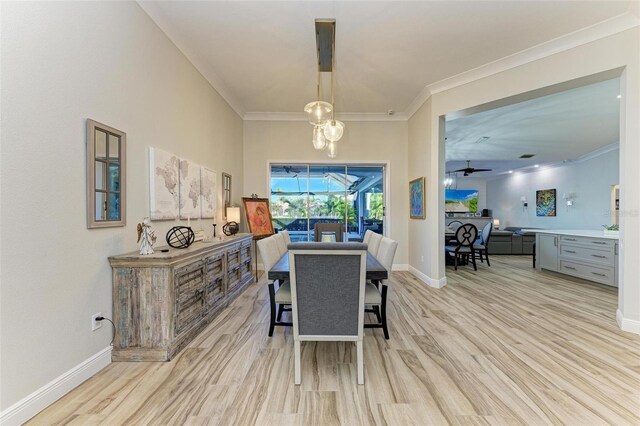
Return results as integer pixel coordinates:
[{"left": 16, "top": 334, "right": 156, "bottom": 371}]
[
  {"left": 313, "top": 222, "right": 343, "bottom": 242},
  {"left": 445, "top": 223, "right": 478, "bottom": 271},
  {"left": 474, "top": 221, "right": 493, "bottom": 266}
]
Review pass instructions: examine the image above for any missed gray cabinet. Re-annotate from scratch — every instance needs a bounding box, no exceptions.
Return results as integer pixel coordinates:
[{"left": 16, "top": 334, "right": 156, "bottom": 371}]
[
  {"left": 536, "top": 232, "right": 618, "bottom": 287},
  {"left": 109, "top": 233, "right": 254, "bottom": 361},
  {"left": 537, "top": 234, "right": 559, "bottom": 272}
]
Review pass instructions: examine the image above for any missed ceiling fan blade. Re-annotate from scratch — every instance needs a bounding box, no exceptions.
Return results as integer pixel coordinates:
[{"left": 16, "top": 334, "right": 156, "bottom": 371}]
[
  {"left": 471, "top": 168, "right": 493, "bottom": 172},
  {"left": 451, "top": 168, "right": 469, "bottom": 173}
]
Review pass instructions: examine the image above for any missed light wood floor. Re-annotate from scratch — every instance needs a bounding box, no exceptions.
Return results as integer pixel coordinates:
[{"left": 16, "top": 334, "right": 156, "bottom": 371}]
[{"left": 30, "top": 256, "right": 640, "bottom": 425}]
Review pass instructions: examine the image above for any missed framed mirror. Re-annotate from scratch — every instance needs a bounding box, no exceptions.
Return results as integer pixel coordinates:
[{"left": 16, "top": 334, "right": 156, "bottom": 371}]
[
  {"left": 87, "top": 119, "right": 126, "bottom": 228},
  {"left": 222, "top": 172, "right": 232, "bottom": 219}
]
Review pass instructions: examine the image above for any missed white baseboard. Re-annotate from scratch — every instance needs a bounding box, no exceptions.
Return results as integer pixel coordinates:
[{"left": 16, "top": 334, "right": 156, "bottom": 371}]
[
  {"left": 616, "top": 309, "right": 640, "bottom": 334},
  {"left": 392, "top": 263, "right": 408, "bottom": 271},
  {"left": 408, "top": 265, "right": 447, "bottom": 288},
  {"left": 0, "top": 346, "right": 112, "bottom": 425}
]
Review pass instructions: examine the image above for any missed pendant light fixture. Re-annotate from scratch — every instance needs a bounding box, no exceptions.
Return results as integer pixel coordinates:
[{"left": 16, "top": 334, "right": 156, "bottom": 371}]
[{"left": 304, "top": 19, "right": 344, "bottom": 156}]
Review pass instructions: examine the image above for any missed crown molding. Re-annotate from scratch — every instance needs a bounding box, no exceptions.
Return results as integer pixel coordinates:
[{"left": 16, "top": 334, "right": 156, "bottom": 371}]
[
  {"left": 406, "top": 12, "right": 640, "bottom": 119},
  {"left": 137, "top": 1, "right": 245, "bottom": 117},
  {"left": 482, "top": 143, "right": 619, "bottom": 181},
  {"left": 243, "top": 111, "right": 407, "bottom": 122}
]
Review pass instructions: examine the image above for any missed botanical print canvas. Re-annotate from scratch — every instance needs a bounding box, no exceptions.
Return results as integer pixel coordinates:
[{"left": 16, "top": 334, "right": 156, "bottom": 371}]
[
  {"left": 179, "top": 159, "right": 201, "bottom": 220},
  {"left": 536, "top": 188, "right": 557, "bottom": 217},
  {"left": 243, "top": 197, "right": 274, "bottom": 239},
  {"left": 200, "top": 167, "right": 217, "bottom": 219},
  {"left": 409, "top": 177, "right": 425, "bottom": 219},
  {"left": 149, "top": 147, "right": 179, "bottom": 220},
  {"left": 445, "top": 189, "right": 479, "bottom": 213}
]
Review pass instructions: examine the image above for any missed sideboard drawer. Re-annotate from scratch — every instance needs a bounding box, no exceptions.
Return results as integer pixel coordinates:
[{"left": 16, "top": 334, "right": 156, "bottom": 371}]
[
  {"left": 227, "top": 244, "right": 241, "bottom": 268},
  {"left": 559, "top": 235, "right": 614, "bottom": 249}
]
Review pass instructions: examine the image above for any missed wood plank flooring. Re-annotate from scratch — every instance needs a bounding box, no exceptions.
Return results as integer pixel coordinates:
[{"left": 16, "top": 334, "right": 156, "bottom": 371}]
[{"left": 29, "top": 256, "right": 640, "bottom": 425}]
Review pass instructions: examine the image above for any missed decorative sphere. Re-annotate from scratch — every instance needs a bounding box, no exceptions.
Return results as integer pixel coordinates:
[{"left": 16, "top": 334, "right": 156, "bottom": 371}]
[
  {"left": 166, "top": 226, "right": 195, "bottom": 249},
  {"left": 223, "top": 221, "right": 240, "bottom": 236}
]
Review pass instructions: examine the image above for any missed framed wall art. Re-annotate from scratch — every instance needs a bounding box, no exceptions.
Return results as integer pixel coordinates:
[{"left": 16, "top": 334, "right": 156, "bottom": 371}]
[
  {"left": 536, "top": 188, "right": 557, "bottom": 217},
  {"left": 242, "top": 197, "right": 275, "bottom": 239},
  {"left": 409, "top": 177, "right": 425, "bottom": 219}
]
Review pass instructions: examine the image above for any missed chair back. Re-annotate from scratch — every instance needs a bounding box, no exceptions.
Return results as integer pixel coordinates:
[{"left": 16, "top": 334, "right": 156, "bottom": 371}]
[
  {"left": 288, "top": 242, "right": 367, "bottom": 340},
  {"left": 257, "top": 236, "right": 281, "bottom": 280},
  {"left": 367, "top": 232, "right": 383, "bottom": 256},
  {"left": 273, "top": 232, "right": 287, "bottom": 256},
  {"left": 314, "top": 222, "right": 343, "bottom": 242},
  {"left": 363, "top": 229, "right": 373, "bottom": 245},
  {"left": 448, "top": 220, "right": 463, "bottom": 232},
  {"left": 376, "top": 237, "right": 398, "bottom": 286},
  {"left": 481, "top": 221, "right": 492, "bottom": 245},
  {"left": 455, "top": 224, "right": 478, "bottom": 248},
  {"left": 281, "top": 230, "right": 292, "bottom": 245}
]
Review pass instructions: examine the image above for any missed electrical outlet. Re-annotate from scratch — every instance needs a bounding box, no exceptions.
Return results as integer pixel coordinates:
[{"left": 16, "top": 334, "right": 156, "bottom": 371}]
[{"left": 91, "top": 313, "right": 102, "bottom": 331}]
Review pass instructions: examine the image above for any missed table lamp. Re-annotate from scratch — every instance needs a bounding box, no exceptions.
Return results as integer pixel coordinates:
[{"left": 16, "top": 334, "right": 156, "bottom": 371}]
[
  {"left": 223, "top": 206, "right": 241, "bottom": 236},
  {"left": 493, "top": 218, "right": 500, "bottom": 230}
]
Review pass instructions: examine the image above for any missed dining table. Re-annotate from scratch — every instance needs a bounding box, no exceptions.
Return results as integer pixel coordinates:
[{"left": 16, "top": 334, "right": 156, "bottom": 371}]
[{"left": 268, "top": 251, "right": 388, "bottom": 282}]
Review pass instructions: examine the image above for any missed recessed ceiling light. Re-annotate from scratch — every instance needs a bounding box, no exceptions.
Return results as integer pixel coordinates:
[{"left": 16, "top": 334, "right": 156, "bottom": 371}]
[
  {"left": 508, "top": 170, "right": 513, "bottom": 174},
  {"left": 617, "top": 94, "right": 622, "bottom": 99},
  {"left": 534, "top": 164, "right": 540, "bottom": 168}
]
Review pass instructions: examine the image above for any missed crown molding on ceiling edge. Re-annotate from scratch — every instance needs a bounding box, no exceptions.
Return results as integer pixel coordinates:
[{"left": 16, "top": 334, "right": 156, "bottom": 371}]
[
  {"left": 137, "top": 1, "right": 246, "bottom": 117},
  {"left": 405, "top": 12, "right": 640, "bottom": 119},
  {"left": 242, "top": 111, "right": 408, "bottom": 122},
  {"left": 477, "top": 142, "right": 620, "bottom": 181}
]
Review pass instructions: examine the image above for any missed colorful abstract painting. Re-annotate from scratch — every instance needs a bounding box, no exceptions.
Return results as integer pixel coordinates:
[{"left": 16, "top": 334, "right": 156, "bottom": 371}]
[
  {"left": 445, "top": 189, "right": 479, "bottom": 213},
  {"left": 409, "top": 177, "right": 425, "bottom": 219},
  {"left": 243, "top": 197, "right": 275, "bottom": 239},
  {"left": 536, "top": 188, "right": 557, "bottom": 217}
]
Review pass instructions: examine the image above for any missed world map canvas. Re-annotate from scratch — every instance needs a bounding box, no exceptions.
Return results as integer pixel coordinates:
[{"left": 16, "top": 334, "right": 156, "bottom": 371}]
[
  {"left": 179, "top": 159, "right": 202, "bottom": 220},
  {"left": 149, "top": 147, "right": 180, "bottom": 220},
  {"left": 536, "top": 188, "right": 557, "bottom": 217},
  {"left": 200, "top": 167, "right": 217, "bottom": 219}
]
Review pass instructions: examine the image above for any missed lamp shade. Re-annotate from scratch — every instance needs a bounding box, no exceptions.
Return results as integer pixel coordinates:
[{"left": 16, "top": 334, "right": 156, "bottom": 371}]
[
  {"left": 493, "top": 219, "right": 500, "bottom": 229},
  {"left": 226, "top": 206, "right": 241, "bottom": 223},
  {"left": 312, "top": 125, "right": 327, "bottom": 150},
  {"left": 323, "top": 120, "right": 344, "bottom": 142},
  {"left": 304, "top": 101, "right": 333, "bottom": 125}
]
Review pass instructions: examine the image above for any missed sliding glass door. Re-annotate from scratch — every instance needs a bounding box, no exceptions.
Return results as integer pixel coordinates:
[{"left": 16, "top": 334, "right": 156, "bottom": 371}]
[{"left": 270, "top": 164, "right": 385, "bottom": 242}]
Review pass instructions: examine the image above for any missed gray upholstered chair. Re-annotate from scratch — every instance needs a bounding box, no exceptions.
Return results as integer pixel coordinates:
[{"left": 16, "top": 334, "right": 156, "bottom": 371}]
[
  {"left": 363, "top": 229, "right": 374, "bottom": 246},
  {"left": 272, "top": 232, "right": 288, "bottom": 257},
  {"left": 257, "top": 235, "right": 291, "bottom": 336},
  {"left": 364, "top": 237, "right": 398, "bottom": 339},
  {"left": 313, "top": 222, "right": 343, "bottom": 242},
  {"left": 367, "top": 231, "right": 383, "bottom": 257},
  {"left": 288, "top": 242, "right": 367, "bottom": 385},
  {"left": 445, "top": 223, "right": 478, "bottom": 271},
  {"left": 474, "top": 221, "right": 492, "bottom": 266}
]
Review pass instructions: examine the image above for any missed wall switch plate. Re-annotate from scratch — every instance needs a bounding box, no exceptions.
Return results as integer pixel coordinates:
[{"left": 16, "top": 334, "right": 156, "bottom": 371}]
[{"left": 91, "top": 313, "right": 102, "bottom": 331}]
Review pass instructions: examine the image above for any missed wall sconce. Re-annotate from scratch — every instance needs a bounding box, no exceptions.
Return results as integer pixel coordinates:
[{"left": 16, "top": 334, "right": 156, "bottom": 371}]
[
  {"left": 493, "top": 218, "right": 500, "bottom": 230},
  {"left": 520, "top": 196, "right": 528, "bottom": 210},
  {"left": 563, "top": 192, "right": 575, "bottom": 207}
]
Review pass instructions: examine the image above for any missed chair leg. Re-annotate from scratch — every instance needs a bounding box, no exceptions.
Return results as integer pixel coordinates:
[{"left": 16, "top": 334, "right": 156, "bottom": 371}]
[
  {"left": 373, "top": 305, "right": 381, "bottom": 322},
  {"left": 454, "top": 253, "right": 458, "bottom": 270},
  {"left": 381, "top": 286, "right": 389, "bottom": 340},
  {"left": 277, "top": 304, "right": 285, "bottom": 321},
  {"left": 471, "top": 250, "right": 477, "bottom": 271},
  {"left": 268, "top": 283, "right": 276, "bottom": 337},
  {"left": 485, "top": 250, "right": 490, "bottom": 267},
  {"left": 294, "top": 340, "right": 301, "bottom": 385},
  {"left": 478, "top": 250, "right": 484, "bottom": 263},
  {"left": 356, "top": 340, "right": 364, "bottom": 385}
]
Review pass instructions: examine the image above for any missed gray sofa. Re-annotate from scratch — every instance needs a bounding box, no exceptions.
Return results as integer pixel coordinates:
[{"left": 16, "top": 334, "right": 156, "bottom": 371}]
[{"left": 489, "top": 227, "right": 538, "bottom": 255}]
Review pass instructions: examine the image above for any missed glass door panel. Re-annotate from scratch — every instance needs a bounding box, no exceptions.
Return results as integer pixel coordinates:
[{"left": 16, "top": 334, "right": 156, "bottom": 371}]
[
  {"left": 345, "top": 166, "right": 385, "bottom": 240},
  {"left": 270, "top": 164, "right": 310, "bottom": 242},
  {"left": 309, "top": 165, "right": 347, "bottom": 241}
]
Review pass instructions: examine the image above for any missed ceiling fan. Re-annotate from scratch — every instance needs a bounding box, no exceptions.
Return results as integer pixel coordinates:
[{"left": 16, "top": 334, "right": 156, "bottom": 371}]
[{"left": 449, "top": 160, "right": 493, "bottom": 176}]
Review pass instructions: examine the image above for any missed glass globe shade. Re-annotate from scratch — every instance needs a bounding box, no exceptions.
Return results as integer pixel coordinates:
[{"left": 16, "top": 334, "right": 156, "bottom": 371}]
[
  {"left": 323, "top": 120, "right": 344, "bottom": 142},
  {"left": 312, "top": 125, "right": 327, "bottom": 150},
  {"left": 304, "top": 101, "right": 333, "bottom": 125},
  {"left": 327, "top": 140, "right": 338, "bottom": 158}
]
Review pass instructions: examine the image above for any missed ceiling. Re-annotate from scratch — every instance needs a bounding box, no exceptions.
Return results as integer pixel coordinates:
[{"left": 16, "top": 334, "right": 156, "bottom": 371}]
[
  {"left": 138, "top": 1, "right": 634, "bottom": 116},
  {"left": 445, "top": 78, "right": 620, "bottom": 177}
]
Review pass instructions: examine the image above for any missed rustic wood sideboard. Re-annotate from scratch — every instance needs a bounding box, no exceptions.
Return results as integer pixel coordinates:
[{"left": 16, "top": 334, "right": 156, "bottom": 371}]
[{"left": 108, "top": 233, "right": 254, "bottom": 361}]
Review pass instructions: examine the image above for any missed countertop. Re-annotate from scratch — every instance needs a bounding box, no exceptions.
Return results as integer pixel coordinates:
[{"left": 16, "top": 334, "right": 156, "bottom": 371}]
[{"left": 522, "top": 229, "right": 619, "bottom": 240}]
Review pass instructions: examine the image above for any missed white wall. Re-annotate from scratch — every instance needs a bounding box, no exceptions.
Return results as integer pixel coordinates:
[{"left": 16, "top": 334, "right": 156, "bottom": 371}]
[
  {"left": 408, "top": 26, "right": 639, "bottom": 330},
  {"left": 487, "top": 148, "right": 619, "bottom": 229},
  {"left": 243, "top": 120, "right": 409, "bottom": 266},
  {"left": 0, "top": 1, "right": 243, "bottom": 411}
]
